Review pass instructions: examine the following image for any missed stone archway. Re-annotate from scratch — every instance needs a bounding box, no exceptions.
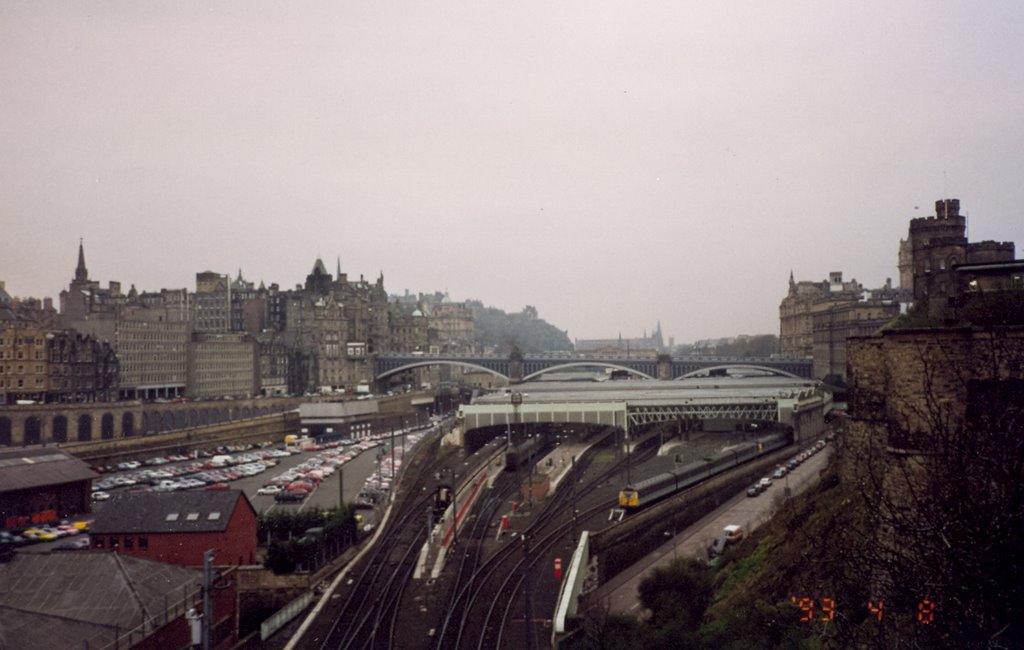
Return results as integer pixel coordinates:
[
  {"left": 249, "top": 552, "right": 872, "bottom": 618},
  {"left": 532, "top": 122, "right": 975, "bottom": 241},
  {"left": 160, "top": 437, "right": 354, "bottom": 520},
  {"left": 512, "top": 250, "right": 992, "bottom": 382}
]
[
  {"left": 77, "top": 414, "right": 92, "bottom": 442},
  {"left": 52, "top": 415, "right": 68, "bottom": 443},
  {"left": 122, "top": 412, "right": 135, "bottom": 437},
  {"left": 101, "top": 413, "right": 115, "bottom": 440},
  {"left": 24, "top": 416, "right": 42, "bottom": 446}
]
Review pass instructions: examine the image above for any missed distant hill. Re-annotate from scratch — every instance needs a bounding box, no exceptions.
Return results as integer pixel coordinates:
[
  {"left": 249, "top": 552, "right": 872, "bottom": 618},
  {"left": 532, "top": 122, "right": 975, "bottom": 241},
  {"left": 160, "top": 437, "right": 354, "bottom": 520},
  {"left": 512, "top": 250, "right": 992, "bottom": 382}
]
[{"left": 466, "top": 301, "right": 572, "bottom": 353}]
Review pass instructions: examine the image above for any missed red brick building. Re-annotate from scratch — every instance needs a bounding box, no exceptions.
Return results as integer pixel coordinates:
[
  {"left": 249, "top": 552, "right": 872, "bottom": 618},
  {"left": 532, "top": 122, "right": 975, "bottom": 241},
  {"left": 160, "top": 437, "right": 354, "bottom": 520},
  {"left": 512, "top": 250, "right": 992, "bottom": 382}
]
[{"left": 90, "top": 490, "right": 258, "bottom": 566}]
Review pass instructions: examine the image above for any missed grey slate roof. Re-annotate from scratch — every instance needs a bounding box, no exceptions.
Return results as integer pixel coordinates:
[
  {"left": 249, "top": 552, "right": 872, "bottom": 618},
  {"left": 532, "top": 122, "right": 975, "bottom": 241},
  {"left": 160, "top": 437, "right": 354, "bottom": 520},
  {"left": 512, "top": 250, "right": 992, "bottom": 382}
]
[
  {"left": 90, "top": 489, "right": 252, "bottom": 535},
  {"left": 0, "top": 552, "right": 201, "bottom": 650},
  {"left": 0, "top": 447, "right": 98, "bottom": 493}
]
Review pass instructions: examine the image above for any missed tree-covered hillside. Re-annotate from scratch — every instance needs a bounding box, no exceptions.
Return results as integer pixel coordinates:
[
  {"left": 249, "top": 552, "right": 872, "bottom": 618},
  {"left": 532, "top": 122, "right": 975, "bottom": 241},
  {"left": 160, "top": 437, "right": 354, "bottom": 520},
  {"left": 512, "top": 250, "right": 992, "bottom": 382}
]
[{"left": 466, "top": 301, "right": 572, "bottom": 353}]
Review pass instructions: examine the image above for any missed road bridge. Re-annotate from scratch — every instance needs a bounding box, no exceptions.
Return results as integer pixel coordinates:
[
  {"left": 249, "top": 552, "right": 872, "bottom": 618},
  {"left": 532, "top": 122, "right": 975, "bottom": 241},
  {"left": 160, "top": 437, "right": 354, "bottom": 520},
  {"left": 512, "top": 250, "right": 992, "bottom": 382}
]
[{"left": 374, "top": 352, "right": 812, "bottom": 383}]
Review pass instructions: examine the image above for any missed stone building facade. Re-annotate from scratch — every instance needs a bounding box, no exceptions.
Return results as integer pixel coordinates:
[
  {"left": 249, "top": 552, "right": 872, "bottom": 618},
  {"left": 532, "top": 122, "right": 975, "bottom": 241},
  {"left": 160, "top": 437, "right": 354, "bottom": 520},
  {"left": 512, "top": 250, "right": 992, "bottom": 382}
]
[
  {"left": 279, "top": 259, "right": 394, "bottom": 393},
  {"left": 59, "top": 243, "right": 190, "bottom": 400},
  {"left": 192, "top": 271, "right": 231, "bottom": 333},
  {"left": 847, "top": 326, "right": 1024, "bottom": 454},
  {"left": 186, "top": 332, "right": 258, "bottom": 399},
  {"left": 429, "top": 294, "right": 475, "bottom": 353},
  {"left": 780, "top": 271, "right": 907, "bottom": 379},
  {"left": 0, "top": 322, "right": 118, "bottom": 405},
  {"left": 50, "top": 245, "right": 447, "bottom": 400}
]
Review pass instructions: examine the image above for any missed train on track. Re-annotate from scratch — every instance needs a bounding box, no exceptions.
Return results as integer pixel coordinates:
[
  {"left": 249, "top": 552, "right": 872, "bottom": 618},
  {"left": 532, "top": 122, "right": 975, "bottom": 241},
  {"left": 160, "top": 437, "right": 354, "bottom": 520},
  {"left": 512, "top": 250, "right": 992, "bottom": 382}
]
[
  {"left": 618, "top": 428, "right": 792, "bottom": 510},
  {"left": 504, "top": 435, "right": 549, "bottom": 472}
]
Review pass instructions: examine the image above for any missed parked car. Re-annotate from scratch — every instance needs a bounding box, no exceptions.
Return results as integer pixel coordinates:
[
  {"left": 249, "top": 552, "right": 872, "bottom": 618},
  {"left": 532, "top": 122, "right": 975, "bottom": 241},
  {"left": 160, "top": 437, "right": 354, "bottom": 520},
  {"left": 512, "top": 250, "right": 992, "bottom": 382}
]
[
  {"left": 0, "top": 531, "right": 29, "bottom": 546},
  {"left": 53, "top": 536, "right": 91, "bottom": 551},
  {"left": 256, "top": 485, "right": 283, "bottom": 496},
  {"left": 274, "top": 489, "right": 308, "bottom": 503},
  {"left": 746, "top": 484, "right": 763, "bottom": 497}
]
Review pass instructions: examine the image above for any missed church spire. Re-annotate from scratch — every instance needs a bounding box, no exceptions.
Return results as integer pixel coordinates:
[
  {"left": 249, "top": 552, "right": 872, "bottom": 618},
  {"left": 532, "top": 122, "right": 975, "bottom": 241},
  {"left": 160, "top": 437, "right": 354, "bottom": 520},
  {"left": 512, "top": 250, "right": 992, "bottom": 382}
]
[{"left": 74, "top": 238, "right": 88, "bottom": 283}]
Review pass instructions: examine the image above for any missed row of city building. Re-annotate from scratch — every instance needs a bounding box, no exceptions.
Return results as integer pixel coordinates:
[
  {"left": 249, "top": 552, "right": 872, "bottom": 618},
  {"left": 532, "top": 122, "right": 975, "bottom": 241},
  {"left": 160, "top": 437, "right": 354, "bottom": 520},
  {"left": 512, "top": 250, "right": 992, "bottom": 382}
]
[
  {"left": 779, "top": 198, "right": 1024, "bottom": 380},
  {"left": 1, "top": 244, "right": 476, "bottom": 405}
]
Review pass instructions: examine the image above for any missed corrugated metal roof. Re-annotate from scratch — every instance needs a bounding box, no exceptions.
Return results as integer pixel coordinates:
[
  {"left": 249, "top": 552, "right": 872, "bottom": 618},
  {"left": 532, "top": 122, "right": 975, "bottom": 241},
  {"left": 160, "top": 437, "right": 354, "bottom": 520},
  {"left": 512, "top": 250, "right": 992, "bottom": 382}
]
[
  {"left": 0, "top": 448, "right": 98, "bottom": 493},
  {"left": 90, "top": 489, "right": 254, "bottom": 535},
  {"left": 0, "top": 553, "right": 201, "bottom": 650}
]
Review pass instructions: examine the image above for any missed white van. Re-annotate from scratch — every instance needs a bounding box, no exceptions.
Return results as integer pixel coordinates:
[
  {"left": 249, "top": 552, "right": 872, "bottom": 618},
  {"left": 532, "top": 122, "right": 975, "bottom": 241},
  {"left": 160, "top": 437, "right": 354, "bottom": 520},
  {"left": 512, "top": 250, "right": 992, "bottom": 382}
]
[{"left": 710, "top": 524, "right": 745, "bottom": 557}]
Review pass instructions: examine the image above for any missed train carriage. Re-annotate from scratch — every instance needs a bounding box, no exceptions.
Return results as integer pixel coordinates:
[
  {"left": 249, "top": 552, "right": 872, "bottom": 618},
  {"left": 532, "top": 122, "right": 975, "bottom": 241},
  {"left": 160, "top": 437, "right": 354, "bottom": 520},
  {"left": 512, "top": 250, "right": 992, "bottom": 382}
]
[{"left": 618, "top": 428, "right": 792, "bottom": 510}]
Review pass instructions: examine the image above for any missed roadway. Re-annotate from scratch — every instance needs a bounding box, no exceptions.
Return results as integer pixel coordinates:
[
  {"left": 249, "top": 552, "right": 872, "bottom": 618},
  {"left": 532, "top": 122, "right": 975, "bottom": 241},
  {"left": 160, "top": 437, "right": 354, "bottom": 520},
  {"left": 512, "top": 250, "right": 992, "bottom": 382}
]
[{"left": 590, "top": 440, "right": 834, "bottom": 617}]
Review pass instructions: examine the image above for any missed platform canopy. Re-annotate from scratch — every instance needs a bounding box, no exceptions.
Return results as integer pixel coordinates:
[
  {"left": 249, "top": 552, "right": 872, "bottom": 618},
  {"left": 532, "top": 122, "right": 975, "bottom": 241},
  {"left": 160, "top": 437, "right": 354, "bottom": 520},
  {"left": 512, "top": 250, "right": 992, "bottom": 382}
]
[{"left": 460, "top": 376, "right": 823, "bottom": 434}]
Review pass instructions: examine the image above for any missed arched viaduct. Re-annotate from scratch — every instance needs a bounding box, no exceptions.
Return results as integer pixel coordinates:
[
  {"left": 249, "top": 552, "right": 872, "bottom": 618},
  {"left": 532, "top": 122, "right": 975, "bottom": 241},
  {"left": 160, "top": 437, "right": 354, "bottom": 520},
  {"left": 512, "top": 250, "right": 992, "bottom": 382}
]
[
  {"left": 374, "top": 353, "right": 812, "bottom": 384},
  {"left": 0, "top": 397, "right": 304, "bottom": 448}
]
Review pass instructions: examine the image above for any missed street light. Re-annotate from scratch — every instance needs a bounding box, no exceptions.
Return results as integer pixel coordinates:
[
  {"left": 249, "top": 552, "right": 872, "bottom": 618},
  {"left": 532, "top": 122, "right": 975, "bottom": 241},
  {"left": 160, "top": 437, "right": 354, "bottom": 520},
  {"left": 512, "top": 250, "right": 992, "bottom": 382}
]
[
  {"left": 510, "top": 391, "right": 524, "bottom": 507},
  {"left": 508, "top": 390, "right": 522, "bottom": 448}
]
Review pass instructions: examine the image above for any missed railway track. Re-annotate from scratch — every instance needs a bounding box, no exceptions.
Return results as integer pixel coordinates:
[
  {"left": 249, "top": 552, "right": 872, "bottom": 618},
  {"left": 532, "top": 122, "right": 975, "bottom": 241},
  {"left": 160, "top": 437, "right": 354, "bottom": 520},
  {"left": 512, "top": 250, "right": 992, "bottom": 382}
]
[
  {"left": 435, "top": 433, "right": 652, "bottom": 650},
  {"left": 292, "top": 433, "right": 456, "bottom": 650}
]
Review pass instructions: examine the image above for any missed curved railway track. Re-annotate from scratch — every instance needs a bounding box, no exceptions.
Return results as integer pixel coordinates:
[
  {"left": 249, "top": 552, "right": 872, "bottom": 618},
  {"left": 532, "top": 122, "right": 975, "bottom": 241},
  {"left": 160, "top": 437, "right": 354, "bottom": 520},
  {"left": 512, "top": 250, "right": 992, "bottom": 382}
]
[
  {"left": 293, "top": 434, "right": 456, "bottom": 650},
  {"left": 434, "top": 433, "right": 654, "bottom": 650}
]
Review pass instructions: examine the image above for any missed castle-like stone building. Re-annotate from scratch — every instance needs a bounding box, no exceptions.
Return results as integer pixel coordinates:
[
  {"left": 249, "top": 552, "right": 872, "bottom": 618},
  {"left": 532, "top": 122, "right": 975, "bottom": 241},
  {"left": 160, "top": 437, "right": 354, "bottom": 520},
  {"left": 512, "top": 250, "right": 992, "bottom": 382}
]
[{"left": 898, "top": 198, "right": 1015, "bottom": 318}]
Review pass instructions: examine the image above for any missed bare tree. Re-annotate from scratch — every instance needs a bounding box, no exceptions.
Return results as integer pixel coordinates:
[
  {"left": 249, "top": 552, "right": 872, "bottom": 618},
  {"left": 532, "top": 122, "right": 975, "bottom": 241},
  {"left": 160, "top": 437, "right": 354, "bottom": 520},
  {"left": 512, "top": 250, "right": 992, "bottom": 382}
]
[{"left": 843, "top": 328, "right": 1024, "bottom": 649}]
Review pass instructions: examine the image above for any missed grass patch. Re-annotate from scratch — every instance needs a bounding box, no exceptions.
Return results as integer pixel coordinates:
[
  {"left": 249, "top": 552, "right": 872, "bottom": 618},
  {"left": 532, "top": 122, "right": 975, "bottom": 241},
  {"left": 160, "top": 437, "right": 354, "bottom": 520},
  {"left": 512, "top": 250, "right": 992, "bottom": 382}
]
[{"left": 713, "top": 535, "right": 774, "bottom": 603}]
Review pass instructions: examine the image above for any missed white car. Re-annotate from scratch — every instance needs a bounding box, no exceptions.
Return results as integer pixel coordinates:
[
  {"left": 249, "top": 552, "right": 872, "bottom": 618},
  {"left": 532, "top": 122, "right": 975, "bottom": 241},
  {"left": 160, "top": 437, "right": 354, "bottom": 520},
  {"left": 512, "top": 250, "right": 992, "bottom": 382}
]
[
  {"left": 256, "top": 485, "right": 283, "bottom": 495},
  {"left": 92, "top": 491, "right": 111, "bottom": 501}
]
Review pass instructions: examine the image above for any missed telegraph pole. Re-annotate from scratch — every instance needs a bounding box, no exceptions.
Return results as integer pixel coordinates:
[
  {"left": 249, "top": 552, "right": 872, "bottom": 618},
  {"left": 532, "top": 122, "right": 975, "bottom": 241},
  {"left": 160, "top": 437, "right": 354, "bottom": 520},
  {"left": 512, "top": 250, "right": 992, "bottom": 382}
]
[
  {"left": 342, "top": 462, "right": 350, "bottom": 507},
  {"left": 570, "top": 455, "right": 578, "bottom": 546},
  {"left": 450, "top": 470, "right": 458, "bottom": 547},
  {"left": 202, "top": 549, "right": 214, "bottom": 650},
  {"left": 523, "top": 533, "right": 536, "bottom": 650}
]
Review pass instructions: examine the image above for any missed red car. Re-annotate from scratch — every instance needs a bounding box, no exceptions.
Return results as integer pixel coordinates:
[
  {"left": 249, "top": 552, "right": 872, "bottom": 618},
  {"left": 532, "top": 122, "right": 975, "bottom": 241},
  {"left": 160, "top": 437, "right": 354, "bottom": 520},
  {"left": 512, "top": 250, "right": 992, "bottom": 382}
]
[{"left": 205, "top": 482, "right": 230, "bottom": 491}]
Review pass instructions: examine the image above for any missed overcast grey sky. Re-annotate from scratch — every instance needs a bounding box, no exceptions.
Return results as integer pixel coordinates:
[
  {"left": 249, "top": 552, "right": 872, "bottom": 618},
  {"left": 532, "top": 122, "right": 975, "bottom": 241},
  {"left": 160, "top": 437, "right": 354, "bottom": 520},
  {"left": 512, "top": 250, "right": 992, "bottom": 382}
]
[{"left": 2, "top": 2, "right": 1022, "bottom": 344}]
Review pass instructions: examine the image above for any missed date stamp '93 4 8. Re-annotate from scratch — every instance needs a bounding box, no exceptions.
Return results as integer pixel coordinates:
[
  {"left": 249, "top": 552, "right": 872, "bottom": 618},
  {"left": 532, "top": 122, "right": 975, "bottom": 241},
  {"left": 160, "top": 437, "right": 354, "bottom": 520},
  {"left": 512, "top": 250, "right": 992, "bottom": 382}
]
[{"left": 789, "top": 596, "right": 937, "bottom": 625}]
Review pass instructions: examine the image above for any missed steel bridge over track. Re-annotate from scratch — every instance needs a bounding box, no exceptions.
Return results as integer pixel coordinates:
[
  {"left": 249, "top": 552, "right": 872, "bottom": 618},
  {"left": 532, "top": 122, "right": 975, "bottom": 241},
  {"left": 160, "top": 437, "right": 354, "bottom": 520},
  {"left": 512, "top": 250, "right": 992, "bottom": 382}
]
[{"left": 374, "top": 353, "right": 812, "bottom": 384}]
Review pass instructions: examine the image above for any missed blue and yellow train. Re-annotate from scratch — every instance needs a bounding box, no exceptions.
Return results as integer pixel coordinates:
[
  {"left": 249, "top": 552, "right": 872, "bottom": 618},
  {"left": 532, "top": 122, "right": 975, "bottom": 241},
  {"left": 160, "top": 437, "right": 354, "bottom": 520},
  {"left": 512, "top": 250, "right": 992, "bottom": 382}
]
[{"left": 618, "top": 430, "right": 791, "bottom": 510}]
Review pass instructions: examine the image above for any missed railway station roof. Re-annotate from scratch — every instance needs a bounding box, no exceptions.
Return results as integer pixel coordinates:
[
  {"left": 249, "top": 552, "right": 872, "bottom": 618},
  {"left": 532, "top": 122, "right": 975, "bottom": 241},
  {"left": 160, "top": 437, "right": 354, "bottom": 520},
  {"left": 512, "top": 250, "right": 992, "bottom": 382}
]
[
  {"left": 472, "top": 376, "right": 820, "bottom": 404},
  {"left": 460, "top": 376, "right": 824, "bottom": 431}
]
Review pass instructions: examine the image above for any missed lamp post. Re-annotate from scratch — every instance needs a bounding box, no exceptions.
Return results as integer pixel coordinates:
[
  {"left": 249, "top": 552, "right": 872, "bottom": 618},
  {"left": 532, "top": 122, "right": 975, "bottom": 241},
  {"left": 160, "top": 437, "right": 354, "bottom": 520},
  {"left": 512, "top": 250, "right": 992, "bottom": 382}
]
[
  {"left": 202, "top": 549, "right": 215, "bottom": 650},
  {"left": 624, "top": 404, "right": 632, "bottom": 485},
  {"left": 510, "top": 391, "right": 523, "bottom": 506}
]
